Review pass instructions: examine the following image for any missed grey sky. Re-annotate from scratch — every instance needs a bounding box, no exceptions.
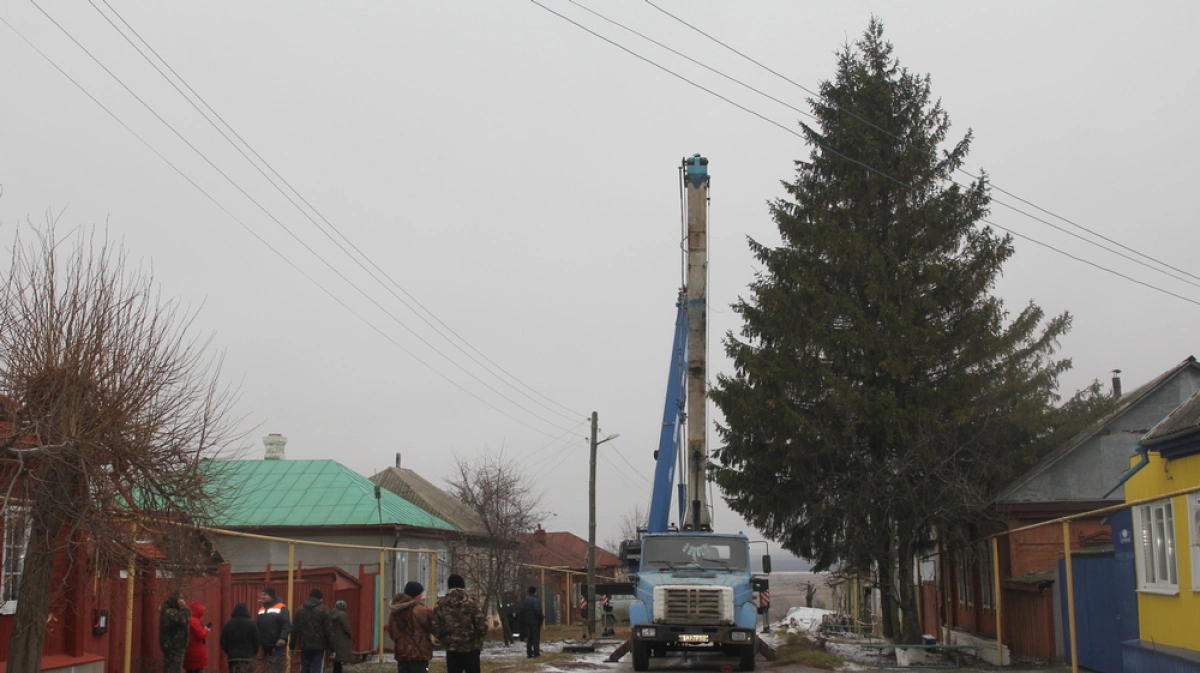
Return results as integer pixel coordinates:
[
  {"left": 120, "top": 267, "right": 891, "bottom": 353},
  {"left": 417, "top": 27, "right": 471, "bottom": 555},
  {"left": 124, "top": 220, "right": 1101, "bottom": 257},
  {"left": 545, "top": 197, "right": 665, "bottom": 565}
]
[{"left": 2, "top": 2, "right": 1198, "bottom": 553}]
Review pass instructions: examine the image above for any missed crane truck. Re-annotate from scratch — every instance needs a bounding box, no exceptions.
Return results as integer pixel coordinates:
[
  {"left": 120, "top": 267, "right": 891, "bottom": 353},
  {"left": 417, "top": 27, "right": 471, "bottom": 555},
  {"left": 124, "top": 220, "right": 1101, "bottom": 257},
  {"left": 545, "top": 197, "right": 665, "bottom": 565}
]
[{"left": 607, "top": 156, "right": 772, "bottom": 672}]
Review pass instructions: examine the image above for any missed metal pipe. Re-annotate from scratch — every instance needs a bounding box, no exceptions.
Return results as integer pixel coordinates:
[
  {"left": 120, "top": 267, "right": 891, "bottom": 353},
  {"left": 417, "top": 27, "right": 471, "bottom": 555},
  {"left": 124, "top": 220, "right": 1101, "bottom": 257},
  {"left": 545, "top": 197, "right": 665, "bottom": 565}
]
[
  {"left": 287, "top": 542, "right": 295, "bottom": 672},
  {"left": 124, "top": 523, "right": 136, "bottom": 673},
  {"left": 1063, "top": 522, "right": 1078, "bottom": 673},
  {"left": 379, "top": 548, "right": 387, "bottom": 661},
  {"left": 428, "top": 550, "right": 438, "bottom": 608},
  {"left": 992, "top": 538, "right": 1003, "bottom": 666}
]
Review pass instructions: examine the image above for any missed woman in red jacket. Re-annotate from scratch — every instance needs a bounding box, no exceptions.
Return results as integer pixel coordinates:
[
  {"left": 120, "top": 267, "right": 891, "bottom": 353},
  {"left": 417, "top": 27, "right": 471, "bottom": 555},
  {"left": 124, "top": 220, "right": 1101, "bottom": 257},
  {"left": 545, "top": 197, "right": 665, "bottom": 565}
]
[{"left": 184, "top": 601, "right": 210, "bottom": 673}]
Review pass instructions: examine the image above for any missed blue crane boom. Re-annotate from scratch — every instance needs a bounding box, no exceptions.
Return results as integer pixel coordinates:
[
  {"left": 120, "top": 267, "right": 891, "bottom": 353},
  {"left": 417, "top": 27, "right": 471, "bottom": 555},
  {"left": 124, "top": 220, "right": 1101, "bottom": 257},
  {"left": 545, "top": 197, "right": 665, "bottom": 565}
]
[{"left": 647, "top": 293, "right": 688, "bottom": 534}]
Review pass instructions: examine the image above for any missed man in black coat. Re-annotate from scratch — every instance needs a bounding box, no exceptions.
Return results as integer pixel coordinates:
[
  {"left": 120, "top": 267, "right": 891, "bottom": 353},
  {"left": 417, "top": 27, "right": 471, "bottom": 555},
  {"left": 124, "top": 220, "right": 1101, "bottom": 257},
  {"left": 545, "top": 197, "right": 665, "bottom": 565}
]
[
  {"left": 519, "top": 586, "right": 544, "bottom": 658},
  {"left": 293, "top": 588, "right": 334, "bottom": 673},
  {"left": 220, "top": 602, "right": 260, "bottom": 673}
]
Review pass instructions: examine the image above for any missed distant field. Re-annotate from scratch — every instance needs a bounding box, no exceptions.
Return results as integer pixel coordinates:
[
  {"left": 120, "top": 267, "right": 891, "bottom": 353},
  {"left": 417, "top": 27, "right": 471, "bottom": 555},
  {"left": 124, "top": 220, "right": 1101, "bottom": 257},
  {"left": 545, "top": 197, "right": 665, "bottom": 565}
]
[{"left": 763, "top": 571, "right": 836, "bottom": 618}]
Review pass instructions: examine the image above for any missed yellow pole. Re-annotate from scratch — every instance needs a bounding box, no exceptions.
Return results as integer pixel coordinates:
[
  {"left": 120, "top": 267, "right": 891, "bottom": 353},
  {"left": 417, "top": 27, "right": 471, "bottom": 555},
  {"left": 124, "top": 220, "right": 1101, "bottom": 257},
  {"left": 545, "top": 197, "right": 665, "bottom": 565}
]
[
  {"left": 287, "top": 542, "right": 295, "bottom": 672},
  {"left": 992, "top": 538, "right": 1003, "bottom": 666},
  {"left": 1063, "top": 522, "right": 1078, "bottom": 673},
  {"left": 565, "top": 571, "right": 571, "bottom": 627},
  {"left": 428, "top": 550, "right": 438, "bottom": 608},
  {"left": 124, "top": 523, "right": 136, "bottom": 673},
  {"left": 379, "top": 548, "right": 387, "bottom": 661},
  {"left": 541, "top": 568, "right": 546, "bottom": 621}
]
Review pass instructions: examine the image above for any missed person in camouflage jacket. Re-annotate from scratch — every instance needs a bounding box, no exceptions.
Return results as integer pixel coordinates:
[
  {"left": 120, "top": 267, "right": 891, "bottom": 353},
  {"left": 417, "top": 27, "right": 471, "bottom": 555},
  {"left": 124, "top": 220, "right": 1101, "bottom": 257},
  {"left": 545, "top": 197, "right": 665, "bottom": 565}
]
[
  {"left": 292, "top": 588, "right": 334, "bottom": 673},
  {"left": 387, "top": 581, "right": 434, "bottom": 673},
  {"left": 159, "top": 592, "right": 191, "bottom": 673},
  {"left": 431, "top": 574, "right": 488, "bottom": 673}
]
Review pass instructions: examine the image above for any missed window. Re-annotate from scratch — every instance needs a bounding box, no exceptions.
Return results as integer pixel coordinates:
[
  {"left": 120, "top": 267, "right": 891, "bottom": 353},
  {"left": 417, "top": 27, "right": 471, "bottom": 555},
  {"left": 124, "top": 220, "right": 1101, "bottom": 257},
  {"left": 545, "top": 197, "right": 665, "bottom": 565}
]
[
  {"left": 956, "top": 554, "right": 972, "bottom": 608},
  {"left": 979, "top": 543, "right": 994, "bottom": 610},
  {"left": 1, "top": 506, "right": 30, "bottom": 614},
  {"left": 1190, "top": 493, "right": 1200, "bottom": 592},
  {"left": 1136, "top": 499, "right": 1178, "bottom": 592}
]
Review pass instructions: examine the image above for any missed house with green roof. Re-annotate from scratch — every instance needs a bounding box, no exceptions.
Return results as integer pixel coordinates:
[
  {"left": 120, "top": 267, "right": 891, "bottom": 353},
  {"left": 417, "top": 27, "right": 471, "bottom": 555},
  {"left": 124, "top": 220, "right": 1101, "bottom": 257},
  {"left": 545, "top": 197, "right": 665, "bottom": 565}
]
[{"left": 205, "top": 434, "right": 458, "bottom": 601}]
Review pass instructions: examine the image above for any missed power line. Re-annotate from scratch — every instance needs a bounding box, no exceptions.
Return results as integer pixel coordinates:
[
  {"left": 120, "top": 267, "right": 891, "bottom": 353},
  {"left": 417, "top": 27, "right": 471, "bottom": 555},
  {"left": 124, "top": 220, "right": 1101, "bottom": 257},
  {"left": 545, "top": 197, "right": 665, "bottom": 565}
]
[
  {"left": 28, "top": 2, "right": 580, "bottom": 435},
  {"left": 75, "top": 0, "right": 585, "bottom": 424},
  {"left": 641, "top": 0, "right": 1200, "bottom": 286},
  {"left": 528, "top": 0, "right": 1200, "bottom": 309},
  {"left": 2, "top": 13, "right": 575, "bottom": 441},
  {"left": 88, "top": 0, "right": 585, "bottom": 423}
]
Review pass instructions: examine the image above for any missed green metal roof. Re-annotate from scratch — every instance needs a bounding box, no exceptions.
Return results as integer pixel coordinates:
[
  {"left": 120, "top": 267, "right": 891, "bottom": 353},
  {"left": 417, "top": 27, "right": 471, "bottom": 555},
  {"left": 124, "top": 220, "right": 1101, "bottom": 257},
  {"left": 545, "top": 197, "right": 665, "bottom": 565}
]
[{"left": 204, "top": 459, "right": 456, "bottom": 530}]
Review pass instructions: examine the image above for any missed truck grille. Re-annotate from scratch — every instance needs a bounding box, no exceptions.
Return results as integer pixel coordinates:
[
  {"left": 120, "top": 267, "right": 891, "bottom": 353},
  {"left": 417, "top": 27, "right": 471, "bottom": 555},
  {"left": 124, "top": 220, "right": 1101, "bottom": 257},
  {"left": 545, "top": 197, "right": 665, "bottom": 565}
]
[{"left": 659, "top": 586, "right": 728, "bottom": 624}]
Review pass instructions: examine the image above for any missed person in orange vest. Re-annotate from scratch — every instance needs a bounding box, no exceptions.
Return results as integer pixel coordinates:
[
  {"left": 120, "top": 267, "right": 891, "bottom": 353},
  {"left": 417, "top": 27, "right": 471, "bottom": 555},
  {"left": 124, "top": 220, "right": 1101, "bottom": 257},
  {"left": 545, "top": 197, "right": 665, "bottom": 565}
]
[{"left": 256, "top": 587, "right": 292, "bottom": 673}]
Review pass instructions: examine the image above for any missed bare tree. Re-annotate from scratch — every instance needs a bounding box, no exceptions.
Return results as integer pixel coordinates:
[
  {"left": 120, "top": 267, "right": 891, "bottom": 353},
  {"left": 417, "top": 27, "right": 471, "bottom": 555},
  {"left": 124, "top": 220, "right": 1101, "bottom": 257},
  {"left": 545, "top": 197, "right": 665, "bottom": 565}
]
[
  {"left": 603, "top": 503, "right": 645, "bottom": 553},
  {"left": 444, "top": 450, "right": 543, "bottom": 646},
  {"left": 0, "top": 224, "right": 241, "bottom": 671}
]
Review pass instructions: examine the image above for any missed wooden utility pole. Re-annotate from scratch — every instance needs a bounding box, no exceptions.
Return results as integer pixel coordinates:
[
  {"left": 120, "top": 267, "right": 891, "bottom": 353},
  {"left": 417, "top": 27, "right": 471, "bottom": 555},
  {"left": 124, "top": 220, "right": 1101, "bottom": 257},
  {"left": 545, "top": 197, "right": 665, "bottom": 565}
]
[
  {"left": 588, "top": 411, "right": 598, "bottom": 639},
  {"left": 683, "top": 154, "right": 710, "bottom": 531}
]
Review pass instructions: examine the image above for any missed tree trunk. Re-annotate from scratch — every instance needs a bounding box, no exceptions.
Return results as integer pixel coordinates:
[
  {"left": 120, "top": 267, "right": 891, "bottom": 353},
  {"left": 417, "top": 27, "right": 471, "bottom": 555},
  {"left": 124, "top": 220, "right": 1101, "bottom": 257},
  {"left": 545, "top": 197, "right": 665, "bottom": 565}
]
[
  {"left": 6, "top": 506, "right": 66, "bottom": 672},
  {"left": 895, "top": 533, "right": 922, "bottom": 645}
]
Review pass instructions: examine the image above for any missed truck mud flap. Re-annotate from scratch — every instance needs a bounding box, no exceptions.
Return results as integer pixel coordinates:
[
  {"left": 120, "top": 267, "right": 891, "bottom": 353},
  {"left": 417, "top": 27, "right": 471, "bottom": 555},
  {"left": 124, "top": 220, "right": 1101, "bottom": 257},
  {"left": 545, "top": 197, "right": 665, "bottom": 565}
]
[
  {"left": 607, "top": 640, "right": 631, "bottom": 662},
  {"left": 756, "top": 638, "right": 776, "bottom": 661}
]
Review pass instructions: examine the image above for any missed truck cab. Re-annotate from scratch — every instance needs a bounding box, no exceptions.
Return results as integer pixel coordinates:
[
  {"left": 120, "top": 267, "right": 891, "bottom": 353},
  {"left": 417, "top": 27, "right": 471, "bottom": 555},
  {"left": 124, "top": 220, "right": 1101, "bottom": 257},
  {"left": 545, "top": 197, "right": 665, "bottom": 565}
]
[{"left": 627, "top": 532, "right": 761, "bottom": 671}]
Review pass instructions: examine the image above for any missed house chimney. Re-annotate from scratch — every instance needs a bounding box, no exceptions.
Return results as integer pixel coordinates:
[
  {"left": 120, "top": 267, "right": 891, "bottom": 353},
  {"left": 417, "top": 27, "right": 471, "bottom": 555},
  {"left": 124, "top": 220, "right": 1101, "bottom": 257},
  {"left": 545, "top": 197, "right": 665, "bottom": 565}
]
[
  {"left": 535, "top": 525, "right": 547, "bottom": 544},
  {"left": 1111, "top": 369, "right": 1123, "bottom": 398},
  {"left": 263, "top": 433, "right": 287, "bottom": 460},
  {"left": 396, "top": 453, "right": 401, "bottom": 469}
]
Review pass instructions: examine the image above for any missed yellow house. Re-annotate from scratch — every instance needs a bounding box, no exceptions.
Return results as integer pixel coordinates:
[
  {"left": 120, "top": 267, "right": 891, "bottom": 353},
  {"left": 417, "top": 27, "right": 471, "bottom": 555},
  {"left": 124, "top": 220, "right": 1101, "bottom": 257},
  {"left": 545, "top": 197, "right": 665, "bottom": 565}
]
[{"left": 1122, "top": 387, "right": 1200, "bottom": 673}]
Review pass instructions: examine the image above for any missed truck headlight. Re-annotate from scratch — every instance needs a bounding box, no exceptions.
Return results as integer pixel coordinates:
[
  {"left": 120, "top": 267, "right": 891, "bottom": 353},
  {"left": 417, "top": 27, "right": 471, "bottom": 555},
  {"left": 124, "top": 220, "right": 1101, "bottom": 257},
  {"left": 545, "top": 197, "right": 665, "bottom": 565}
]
[
  {"left": 638, "top": 626, "right": 658, "bottom": 638},
  {"left": 731, "top": 631, "right": 749, "bottom": 642}
]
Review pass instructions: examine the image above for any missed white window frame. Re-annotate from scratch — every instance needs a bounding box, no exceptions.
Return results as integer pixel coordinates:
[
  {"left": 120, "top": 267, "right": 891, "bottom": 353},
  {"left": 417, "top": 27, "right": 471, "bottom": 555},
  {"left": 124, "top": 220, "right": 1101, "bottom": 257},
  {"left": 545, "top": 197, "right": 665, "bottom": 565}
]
[
  {"left": 1189, "top": 492, "right": 1200, "bottom": 592},
  {"left": 1, "top": 506, "right": 30, "bottom": 615},
  {"left": 1135, "top": 499, "right": 1178, "bottom": 594}
]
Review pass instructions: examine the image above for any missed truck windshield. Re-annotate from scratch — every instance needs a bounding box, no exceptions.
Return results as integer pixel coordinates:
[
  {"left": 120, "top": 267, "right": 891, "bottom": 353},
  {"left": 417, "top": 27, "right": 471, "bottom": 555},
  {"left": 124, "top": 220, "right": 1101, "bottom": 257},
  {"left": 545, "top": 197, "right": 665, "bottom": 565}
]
[{"left": 641, "top": 536, "right": 748, "bottom": 570}]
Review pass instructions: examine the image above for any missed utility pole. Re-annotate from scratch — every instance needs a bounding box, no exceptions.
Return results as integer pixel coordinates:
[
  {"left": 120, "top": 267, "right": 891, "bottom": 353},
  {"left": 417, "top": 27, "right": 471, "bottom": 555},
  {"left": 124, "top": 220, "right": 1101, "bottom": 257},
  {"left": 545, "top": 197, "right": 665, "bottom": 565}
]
[
  {"left": 682, "top": 154, "right": 711, "bottom": 531},
  {"left": 587, "top": 412, "right": 618, "bottom": 641},
  {"left": 588, "top": 411, "right": 597, "bottom": 640}
]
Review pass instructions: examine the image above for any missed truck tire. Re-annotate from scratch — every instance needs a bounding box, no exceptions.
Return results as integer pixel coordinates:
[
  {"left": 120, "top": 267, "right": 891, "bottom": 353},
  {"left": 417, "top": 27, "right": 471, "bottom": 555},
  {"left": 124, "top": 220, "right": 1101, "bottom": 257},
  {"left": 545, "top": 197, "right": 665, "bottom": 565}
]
[
  {"left": 632, "top": 640, "right": 651, "bottom": 671},
  {"left": 739, "top": 643, "right": 755, "bottom": 671}
]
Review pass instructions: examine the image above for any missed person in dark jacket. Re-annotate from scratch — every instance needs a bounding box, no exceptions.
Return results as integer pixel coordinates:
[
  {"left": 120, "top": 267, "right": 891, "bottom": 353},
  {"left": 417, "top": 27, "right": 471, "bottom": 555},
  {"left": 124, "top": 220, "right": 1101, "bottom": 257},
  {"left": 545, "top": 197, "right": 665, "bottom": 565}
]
[
  {"left": 183, "top": 601, "right": 210, "bottom": 673},
  {"left": 293, "top": 588, "right": 334, "bottom": 673},
  {"left": 221, "top": 602, "right": 260, "bottom": 673},
  {"left": 159, "top": 592, "right": 191, "bottom": 673},
  {"left": 387, "top": 581, "right": 434, "bottom": 673},
  {"left": 257, "top": 587, "right": 292, "bottom": 673},
  {"left": 431, "top": 574, "right": 488, "bottom": 673},
  {"left": 519, "top": 587, "right": 544, "bottom": 658},
  {"left": 330, "top": 600, "right": 354, "bottom": 673}
]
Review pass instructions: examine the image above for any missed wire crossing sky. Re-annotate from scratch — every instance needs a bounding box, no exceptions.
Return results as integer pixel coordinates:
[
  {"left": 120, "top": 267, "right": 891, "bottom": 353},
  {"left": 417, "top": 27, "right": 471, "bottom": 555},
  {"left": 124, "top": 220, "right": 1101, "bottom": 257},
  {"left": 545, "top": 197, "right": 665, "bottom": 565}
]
[{"left": 2, "top": 1, "right": 1197, "bottom": 550}]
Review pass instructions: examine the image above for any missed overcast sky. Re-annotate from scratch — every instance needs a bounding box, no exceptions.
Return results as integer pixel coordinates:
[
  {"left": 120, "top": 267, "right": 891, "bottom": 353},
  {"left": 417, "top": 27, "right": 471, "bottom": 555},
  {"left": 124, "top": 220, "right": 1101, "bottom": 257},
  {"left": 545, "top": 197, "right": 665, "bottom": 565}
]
[{"left": 3, "top": 2, "right": 1198, "bottom": 556}]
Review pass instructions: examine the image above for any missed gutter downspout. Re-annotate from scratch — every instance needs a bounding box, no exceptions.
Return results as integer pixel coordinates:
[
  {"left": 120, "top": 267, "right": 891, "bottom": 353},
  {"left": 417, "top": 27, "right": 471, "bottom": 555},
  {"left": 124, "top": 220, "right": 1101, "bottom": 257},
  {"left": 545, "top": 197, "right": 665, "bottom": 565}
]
[{"left": 1102, "top": 444, "right": 1150, "bottom": 499}]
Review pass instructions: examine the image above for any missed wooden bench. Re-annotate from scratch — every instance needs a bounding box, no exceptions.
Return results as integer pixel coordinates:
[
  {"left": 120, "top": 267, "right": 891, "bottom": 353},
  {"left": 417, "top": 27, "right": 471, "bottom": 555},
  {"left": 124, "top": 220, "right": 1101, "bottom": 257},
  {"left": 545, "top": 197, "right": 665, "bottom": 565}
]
[{"left": 859, "top": 643, "right": 976, "bottom": 669}]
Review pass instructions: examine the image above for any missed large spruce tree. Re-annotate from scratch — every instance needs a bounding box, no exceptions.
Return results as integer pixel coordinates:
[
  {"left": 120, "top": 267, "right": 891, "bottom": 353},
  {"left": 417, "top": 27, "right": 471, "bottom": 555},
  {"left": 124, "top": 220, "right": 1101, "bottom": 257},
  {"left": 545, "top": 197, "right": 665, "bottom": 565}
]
[{"left": 710, "top": 19, "right": 1106, "bottom": 644}]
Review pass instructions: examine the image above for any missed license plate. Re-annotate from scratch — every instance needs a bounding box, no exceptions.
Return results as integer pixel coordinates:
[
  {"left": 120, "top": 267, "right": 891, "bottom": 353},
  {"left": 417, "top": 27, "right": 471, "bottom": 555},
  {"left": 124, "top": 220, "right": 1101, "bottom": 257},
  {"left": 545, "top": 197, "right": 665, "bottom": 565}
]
[{"left": 678, "top": 634, "right": 709, "bottom": 643}]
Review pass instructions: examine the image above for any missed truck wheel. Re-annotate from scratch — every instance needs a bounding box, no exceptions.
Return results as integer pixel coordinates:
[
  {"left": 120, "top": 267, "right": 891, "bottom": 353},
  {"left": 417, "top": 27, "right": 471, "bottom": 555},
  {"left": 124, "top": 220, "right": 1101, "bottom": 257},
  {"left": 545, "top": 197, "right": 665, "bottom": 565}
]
[
  {"left": 632, "top": 640, "right": 651, "bottom": 671},
  {"left": 739, "top": 643, "right": 756, "bottom": 671}
]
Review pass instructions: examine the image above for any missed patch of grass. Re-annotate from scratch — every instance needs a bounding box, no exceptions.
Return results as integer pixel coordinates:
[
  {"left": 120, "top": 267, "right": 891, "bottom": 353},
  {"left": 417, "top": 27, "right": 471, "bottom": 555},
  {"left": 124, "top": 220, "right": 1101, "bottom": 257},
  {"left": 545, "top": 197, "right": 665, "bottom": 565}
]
[{"left": 770, "top": 632, "right": 843, "bottom": 670}]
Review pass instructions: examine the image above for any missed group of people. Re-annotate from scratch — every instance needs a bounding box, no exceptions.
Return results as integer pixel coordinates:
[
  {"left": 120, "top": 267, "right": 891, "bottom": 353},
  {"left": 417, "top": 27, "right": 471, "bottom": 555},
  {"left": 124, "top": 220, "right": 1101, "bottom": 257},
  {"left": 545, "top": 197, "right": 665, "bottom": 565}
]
[
  {"left": 386, "top": 573, "right": 544, "bottom": 673},
  {"left": 160, "top": 574, "right": 543, "bottom": 673},
  {"left": 158, "top": 587, "right": 354, "bottom": 673}
]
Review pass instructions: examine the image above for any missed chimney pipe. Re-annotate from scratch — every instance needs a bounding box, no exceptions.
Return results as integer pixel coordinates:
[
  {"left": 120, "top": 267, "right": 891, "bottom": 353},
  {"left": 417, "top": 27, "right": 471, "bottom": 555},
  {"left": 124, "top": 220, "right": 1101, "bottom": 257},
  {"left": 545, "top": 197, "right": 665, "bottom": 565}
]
[
  {"left": 263, "top": 433, "right": 287, "bottom": 460},
  {"left": 1111, "top": 369, "right": 1123, "bottom": 398},
  {"left": 395, "top": 453, "right": 401, "bottom": 469}
]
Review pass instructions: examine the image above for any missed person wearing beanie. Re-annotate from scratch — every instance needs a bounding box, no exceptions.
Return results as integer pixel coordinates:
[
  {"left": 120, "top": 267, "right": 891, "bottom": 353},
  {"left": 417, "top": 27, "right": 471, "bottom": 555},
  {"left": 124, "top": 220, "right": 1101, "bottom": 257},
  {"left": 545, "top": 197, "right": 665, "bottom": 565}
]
[
  {"left": 387, "top": 580, "right": 434, "bottom": 673},
  {"left": 256, "top": 587, "right": 292, "bottom": 673},
  {"left": 293, "top": 588, "right": 334, "bottom": 673},
  {"left": 519, "top": 586, "right": 544, "bottom": 658},
  {"left": 330, "top": 599, "right": 354, "bottom": 673},
  {"left": 432, "top": 574, "right": 488, "bottom": 673}
]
